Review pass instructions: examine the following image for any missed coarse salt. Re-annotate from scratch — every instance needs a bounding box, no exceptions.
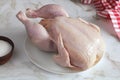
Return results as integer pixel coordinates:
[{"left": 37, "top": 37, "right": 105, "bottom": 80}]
[{"left": 0, "top": 40, "right": 12, "bottom": 57}]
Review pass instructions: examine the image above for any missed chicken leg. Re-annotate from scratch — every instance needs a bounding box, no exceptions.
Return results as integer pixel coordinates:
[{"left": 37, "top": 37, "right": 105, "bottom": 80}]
[
  {"left": 26, "top": 4, "right": 69, "bottom": 19},
  {"left": 16, "top": 11, "right": 56, "bottom": 52}
]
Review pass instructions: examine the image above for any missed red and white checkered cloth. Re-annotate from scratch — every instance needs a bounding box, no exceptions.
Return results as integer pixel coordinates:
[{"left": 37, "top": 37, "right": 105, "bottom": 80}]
[{"left": 81, "top": 0, "right": 120, "bottom": 40}]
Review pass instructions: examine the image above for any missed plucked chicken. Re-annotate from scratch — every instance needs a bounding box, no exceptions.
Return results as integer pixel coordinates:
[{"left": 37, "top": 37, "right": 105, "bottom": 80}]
[{"left": 16, "top": 4, "right": 105, "bottom": 71}]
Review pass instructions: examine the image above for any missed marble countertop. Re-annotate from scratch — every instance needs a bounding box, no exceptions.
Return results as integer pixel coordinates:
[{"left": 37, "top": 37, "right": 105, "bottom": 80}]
[{"left": 0, "top": 0, "right": 120, "bottom": 80}]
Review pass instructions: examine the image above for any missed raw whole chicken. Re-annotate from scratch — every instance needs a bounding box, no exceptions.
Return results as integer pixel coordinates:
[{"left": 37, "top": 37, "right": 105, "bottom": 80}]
[{"left": 16, "top": 4, "right": 105, "bottom": 71}]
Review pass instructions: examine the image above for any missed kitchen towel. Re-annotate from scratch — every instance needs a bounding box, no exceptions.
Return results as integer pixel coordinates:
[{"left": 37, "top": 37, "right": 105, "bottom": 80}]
[{"left": 81, "top": 0, "right": 120, "bottom": 40}]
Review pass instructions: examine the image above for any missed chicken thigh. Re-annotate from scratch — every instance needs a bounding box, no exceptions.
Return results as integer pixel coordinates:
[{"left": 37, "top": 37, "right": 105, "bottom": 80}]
[
  {"left": 16, "top": 4, "right": 69, "bottom": 52},
  {"left": 16, "top": 4, "right": 105, "bottom": 71}
]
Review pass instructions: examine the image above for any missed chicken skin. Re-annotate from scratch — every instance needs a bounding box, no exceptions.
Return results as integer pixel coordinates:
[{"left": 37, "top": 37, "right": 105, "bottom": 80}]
[{"left": 16, "top": 4, "right": 105, "bottom": 71}]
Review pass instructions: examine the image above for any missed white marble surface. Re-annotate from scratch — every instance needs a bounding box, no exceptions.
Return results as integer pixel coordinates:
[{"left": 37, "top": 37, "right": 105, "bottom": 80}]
[{"left": 0, "top": 0, "right": 120, "bottom": 80}]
